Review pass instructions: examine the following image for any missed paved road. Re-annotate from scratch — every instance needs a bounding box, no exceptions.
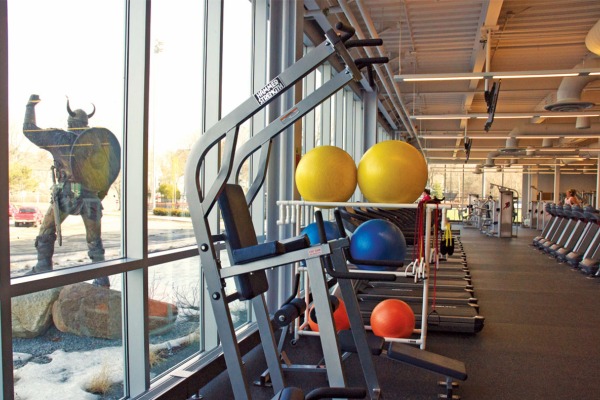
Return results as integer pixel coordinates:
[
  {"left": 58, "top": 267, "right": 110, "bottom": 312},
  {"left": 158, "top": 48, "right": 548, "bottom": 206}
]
[{"left": 9, "top": 212, "right": 198, "bottom": 276}]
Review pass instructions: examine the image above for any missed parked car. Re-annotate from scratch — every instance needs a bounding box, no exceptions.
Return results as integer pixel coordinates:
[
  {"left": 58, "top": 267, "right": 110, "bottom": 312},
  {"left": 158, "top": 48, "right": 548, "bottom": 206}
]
[
  {"left": 14, "top": 207, "right": 44, "bottom": 227},
  {"left": 8, "top": 204, "right": 18, "bottom": 218}
]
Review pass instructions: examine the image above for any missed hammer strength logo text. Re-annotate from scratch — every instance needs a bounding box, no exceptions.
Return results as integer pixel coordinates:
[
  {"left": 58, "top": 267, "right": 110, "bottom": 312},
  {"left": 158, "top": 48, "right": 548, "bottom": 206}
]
[{"left": 254, "top": 77, "right": 285, "bottom": 105}]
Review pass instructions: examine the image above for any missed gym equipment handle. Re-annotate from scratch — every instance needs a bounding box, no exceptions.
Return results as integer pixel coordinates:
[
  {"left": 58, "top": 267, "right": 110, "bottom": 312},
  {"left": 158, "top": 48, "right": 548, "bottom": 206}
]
[
  {"left": 335, "top": 21, "right": 356, "bottom": 42},
  {"left": 355, "top": 57, "right": 389, "bottom": 70},
  {"left": 345, "top": 38, "right": 383, "bottom": 48}
]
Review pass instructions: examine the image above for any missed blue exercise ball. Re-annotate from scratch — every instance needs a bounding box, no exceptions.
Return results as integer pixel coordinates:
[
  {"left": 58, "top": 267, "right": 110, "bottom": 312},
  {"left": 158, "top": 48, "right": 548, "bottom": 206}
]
[
  {"left": 349, "top": 219, "right": 406, "bottom": 271},
  {"left": 301, "top": 221, "right": 341, "bottom": 245}
]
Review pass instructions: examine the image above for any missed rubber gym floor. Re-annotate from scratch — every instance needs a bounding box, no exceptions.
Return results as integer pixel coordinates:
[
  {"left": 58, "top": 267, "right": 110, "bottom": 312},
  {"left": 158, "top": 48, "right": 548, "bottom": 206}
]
[{"left": 199, "top": 227, "right": 600, "bottom": 399}]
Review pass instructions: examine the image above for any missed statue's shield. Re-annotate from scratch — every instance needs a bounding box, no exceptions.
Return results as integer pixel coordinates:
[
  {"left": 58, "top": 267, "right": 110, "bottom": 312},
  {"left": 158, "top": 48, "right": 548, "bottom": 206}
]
[{"left": 70, "top": 128, "right": 121, "bottom": 192}]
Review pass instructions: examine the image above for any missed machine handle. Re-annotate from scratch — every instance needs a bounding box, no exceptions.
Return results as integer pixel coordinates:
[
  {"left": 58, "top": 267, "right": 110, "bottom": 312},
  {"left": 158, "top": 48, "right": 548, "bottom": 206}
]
[
  {"left": 335, "top": 22, "right": 356, "bottom": 42},
  {"left": 345, "top": 38, "right": 383, "bottom": 48}
]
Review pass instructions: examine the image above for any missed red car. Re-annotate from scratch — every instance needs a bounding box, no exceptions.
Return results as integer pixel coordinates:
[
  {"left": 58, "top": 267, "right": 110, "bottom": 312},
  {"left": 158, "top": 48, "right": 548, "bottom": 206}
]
[
  {"left": 14, "top": 206, "right": 44, "bottom": 227},
  {"left": 8, "top": 204, "right": 18, "bottom": 218}
]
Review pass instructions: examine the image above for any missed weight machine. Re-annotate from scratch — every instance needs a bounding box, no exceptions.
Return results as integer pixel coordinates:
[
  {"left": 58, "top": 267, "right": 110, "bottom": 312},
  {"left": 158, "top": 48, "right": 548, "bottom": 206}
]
[
  {"left": 489, "top": 183, "right": 519, "bottom": 238},
  {"left": 184, "top": 23, "right": 391, "bottom": 400},
  {"left": 185, "top": 22, "right": 467, "bottom": 400}
]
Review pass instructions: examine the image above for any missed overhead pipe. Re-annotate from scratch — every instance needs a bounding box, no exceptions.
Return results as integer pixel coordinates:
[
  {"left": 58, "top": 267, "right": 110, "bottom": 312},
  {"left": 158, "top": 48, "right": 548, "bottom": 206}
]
[
  {"left": 338, "top": 0, "right": 417, "bottom": 142},
  {"left": 354, "top": 0, "right": 423, "bottom": 149},
  {"left": 500, "top": 122, "right": 600, "bottom": 150},
  {"left": 338, "top": 0, "right": 423, "bottom": 150},
  {"left": 302, "top": 4, "right": 398, "bottom": 130}
]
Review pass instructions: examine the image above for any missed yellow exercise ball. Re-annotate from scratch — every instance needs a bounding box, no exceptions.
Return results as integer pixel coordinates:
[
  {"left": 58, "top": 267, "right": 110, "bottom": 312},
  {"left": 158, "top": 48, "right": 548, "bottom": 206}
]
[
  {"left": 295, "top": 146, "right": 357, "bottom": 202},
  {"left": 358, "top": 140, "right": 427, "bottom": 203}
]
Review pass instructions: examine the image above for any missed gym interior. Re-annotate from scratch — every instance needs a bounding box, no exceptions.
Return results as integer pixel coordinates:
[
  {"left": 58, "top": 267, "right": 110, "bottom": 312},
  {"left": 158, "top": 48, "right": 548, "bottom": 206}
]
[{"left": 2, "top": 1, "right": 600, "bottom": 399}]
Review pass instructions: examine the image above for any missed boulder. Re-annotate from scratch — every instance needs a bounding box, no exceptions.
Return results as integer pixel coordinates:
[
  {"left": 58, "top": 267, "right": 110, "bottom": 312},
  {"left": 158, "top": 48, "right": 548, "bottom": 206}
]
[
  {"left": 53, "top": 282, "right": 178, "bottom": 340},
  {"left": 12, "top": 288, "right": 61, "bottom": 338}
]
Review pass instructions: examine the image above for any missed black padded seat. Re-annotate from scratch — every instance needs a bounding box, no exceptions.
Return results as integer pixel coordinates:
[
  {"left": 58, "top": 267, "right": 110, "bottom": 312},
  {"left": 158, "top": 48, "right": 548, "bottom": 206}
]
[
  {"left": 387, "top": 342, "right": 467, "bottom": 381},
  {"left": 338, "top": 329, "right": 385, "bottom": 356},
  {"left": 218, "top": 184, "right": 310, "bottom": 299}
]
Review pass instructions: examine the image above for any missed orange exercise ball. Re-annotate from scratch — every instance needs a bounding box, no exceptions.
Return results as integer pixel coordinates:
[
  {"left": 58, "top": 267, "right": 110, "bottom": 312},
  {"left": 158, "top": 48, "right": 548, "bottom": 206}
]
[
  {"left": 357, "top": 140, "right": 427, "bottom": 204},
  {"left": 307, "top": 298, "right": 351, "bottom": 332},
  {"left": 295, "top": 146, "right": 357, "bottom": 203},
  {"left": 370, "top": 299, "right": 415, "bottom": 338}
]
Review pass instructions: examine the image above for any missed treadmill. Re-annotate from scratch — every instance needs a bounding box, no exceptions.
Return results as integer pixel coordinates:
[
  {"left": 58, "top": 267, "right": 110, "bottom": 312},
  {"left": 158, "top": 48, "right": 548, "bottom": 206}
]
[
  {"left": 564, "top": 207, "right": 600, "bottom": 268},
  {"left": 551, "top": 205, "right": 587, "bottom": 258},
  {"left": 359, "top": 298, "right": 484, "bottom": 334}
]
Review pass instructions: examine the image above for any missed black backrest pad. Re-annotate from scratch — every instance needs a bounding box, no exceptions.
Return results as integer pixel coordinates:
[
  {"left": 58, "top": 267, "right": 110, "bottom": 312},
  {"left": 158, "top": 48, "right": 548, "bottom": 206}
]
[
  {"left": 218, "top": 184, "right": 259, "bottom": 249},
  {"left": 218, "top": 184, "right": 268, "bottom": 299}
]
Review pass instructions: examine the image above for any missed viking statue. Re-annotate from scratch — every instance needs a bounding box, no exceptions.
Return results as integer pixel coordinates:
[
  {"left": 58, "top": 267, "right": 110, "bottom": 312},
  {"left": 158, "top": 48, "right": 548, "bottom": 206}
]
[{"left": 23, "top": 94, "right": 120, "bottom": 286}]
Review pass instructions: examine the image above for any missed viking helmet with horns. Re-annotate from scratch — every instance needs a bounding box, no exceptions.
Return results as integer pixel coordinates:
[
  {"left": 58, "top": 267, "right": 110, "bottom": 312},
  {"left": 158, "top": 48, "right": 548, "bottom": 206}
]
[{"left": 67, "top": 98, "right": 95, "bottom": 131}]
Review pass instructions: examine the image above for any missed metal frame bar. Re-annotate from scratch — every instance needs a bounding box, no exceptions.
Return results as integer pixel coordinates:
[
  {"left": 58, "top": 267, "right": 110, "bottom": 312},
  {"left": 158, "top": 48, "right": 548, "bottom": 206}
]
[
  {"left": 184, "top": 23, "right": 372, "bottom": 398},
  {"left": 122, "top": 0, "right": 152, "bottom": 395},
  {"left": 0, "top": 2, "right": 13, "bottom": 397}
]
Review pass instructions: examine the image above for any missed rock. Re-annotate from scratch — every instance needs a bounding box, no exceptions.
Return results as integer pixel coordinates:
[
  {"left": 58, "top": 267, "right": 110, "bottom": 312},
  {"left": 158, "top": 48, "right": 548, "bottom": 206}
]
[
  {"left": 12, "top": 288, "right": 61, "bottom": 338},
  {"left": 52, "top": 282, "right": 178, "bottom": 339}
]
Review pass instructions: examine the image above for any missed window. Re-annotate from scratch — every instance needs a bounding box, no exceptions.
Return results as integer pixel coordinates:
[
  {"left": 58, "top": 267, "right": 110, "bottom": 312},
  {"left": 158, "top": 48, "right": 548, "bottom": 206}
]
[
  {"left": 148, "top": 0, "right": 205, "bottom": 253},
  {"left": 8, "top": 0, "right": 125, "bottom": 278}
]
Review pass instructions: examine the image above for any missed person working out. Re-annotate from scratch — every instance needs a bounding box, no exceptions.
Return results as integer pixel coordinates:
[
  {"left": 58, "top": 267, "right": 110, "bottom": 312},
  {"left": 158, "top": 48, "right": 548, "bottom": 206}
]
[
  {"left": 421, "top": 188, "right": 432, "bottom": 203},
  {"left": 565, "top": 189, "right": 581, "bottom": 206}
]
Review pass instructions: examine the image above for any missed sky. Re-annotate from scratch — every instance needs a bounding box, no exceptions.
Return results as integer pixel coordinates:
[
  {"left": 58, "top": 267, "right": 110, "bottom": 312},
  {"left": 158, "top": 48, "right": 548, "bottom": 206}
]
[{"left": 8, "top": 0, "right": 252, "bottom": 154}]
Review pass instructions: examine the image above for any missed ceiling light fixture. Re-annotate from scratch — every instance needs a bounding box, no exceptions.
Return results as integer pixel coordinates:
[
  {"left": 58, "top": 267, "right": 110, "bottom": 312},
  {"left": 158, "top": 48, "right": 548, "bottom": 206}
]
[
  {"left": 410, "top": 112, "right": 600, "bottom": 120},
  {"left": 394, "top": 68, "right": 600, "bottom": 82},
  {"left": 419, "top": 134, "right": 600, "bottom": 140}
]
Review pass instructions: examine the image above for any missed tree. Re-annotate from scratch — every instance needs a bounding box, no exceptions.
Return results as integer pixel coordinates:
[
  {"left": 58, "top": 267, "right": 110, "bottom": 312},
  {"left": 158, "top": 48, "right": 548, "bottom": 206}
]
[
  {"left": 9, "top": 162, "right": 39, "bottom": 193},
  {"left": 431, "top": 181, "right": 444, "bottom": 199},
  {"left": 157, "top": 182, "right": 180, "bottom": 203}
]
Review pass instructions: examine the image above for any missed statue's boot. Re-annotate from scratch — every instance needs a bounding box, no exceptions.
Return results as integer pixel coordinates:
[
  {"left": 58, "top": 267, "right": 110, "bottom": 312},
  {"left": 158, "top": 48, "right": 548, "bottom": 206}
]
[
  {"left": 30, "top": 233, "right": 56, "bottom": 273},
  {"left": 89, "top": 239, "right": 110, "bottom": 288}
]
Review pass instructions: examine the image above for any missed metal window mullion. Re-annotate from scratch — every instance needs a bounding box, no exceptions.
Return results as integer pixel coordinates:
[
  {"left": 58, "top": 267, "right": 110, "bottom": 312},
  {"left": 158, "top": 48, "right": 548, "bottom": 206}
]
[
  {"left": 122, "top": 0, "right": 151, "bottom": 396},
  {"left": 321, "top": 64, "right": 332, "bottom": 146},
  {"left": 363, "top": 90, "right": 377, "bottom": 152},
  {"left": 246, "top": 0, "right": 269, "bottom": 329},
  {"left": 353, "top": 99, "right": 364, "bottom": 202},
  {"left": 201, "top": 0, "right": 224, "bottom": 352},
  {"left": 251, "top": 0, "right": 268, "bottom": 240},
  {"left": 334, "top": 89, "right": 344, "bottom": 147},
  {"left": 0, "top": 2, "right": 15, "bottom": 398},
  {"left": 345, "top": 90, "right": 354, "bottom": 160},
  {"left": 304, "top": 47, "right": 316, "bottom": 150}
]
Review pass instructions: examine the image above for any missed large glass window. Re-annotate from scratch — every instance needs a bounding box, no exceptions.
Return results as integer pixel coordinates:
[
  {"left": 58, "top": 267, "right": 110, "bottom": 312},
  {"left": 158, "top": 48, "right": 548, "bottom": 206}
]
[
  {"left": 147, "top": 0, "right": 205, "bottom": 253},
  {"left": 13, "top": 273, "right": 125, "bottom": 399},
  {"left": 8, "top": 2, "right": 125, "bottom": 277},
  {"left": 222, "top": 0, "right": 253, "bottom": 190},
  {"left": 148, "top": 259, "right": 201, "bottom": 379}
]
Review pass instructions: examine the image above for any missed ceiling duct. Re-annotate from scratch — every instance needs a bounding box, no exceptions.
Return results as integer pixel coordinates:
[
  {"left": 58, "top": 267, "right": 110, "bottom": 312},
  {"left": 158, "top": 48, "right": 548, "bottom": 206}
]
[
  {"left": 500, "top": 136, "right": 520, "bottom": 153},
  {"left": 585, "top": 19, "right": 600, "bottom": 55},
  {"left": 542, "top": 138, "right": 554, "bottom": 148},
  {"left": 544, "top": 54, "right": 600, "bottom": 112},
  {"left": 576, "top": 116, "right": 591, "bottom": 129},
  {"left": 483, "top": 152, "right": 499, "bottom": 168}
]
